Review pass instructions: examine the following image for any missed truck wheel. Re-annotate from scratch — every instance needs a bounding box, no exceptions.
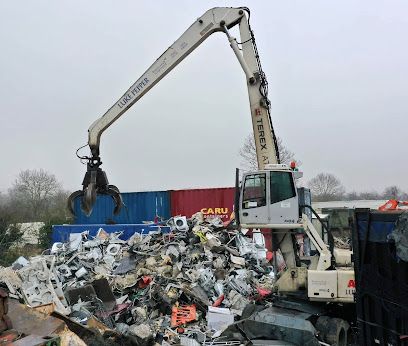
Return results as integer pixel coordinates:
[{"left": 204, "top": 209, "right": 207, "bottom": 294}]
[{"left": 316, "top": 316, "right": 349, "bottom": 346}]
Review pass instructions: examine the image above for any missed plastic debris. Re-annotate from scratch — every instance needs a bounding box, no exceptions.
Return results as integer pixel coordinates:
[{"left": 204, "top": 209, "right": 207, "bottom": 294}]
[{"left": 171, "top": 305, "right": 197, "bottom": 327}]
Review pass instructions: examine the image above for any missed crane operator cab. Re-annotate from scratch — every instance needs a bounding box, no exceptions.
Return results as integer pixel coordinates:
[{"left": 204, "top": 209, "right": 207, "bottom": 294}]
[{"left": 238, "top": 164, "right": 303, "bottom": 229}]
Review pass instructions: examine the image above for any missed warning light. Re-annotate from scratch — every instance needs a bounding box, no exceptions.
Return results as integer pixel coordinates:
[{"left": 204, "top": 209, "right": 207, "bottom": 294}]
[{"left": 290, "top": 161, "right": 296, "bottom": 169}]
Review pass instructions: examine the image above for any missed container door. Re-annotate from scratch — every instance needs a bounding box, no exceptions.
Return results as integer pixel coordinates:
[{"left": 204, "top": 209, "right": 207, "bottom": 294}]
[
  {"left": 269, "top": 171, "right": 298, "bottom": 225},
  {"left": 240, "top": 173, "right": 268, "bottom": 225}
]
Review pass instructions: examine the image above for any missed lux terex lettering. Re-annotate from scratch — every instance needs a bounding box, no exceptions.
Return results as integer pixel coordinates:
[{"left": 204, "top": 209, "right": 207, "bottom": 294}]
[
  {"left": 256, "top": 118, "right": 267, "bottom": 150},
  {"left": 117, "top": 78, "right": 149, "bottom": 109}
]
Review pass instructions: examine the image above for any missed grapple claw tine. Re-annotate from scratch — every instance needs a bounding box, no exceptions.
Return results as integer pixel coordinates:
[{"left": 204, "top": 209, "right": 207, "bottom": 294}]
[
  {"left": 112, "top": 194, "right": 123, "bottom": 215},
  {"left": 81, "top": 198, "right": 93, "bottom": 217},
  {"left": 67, "top": 190, "right": 85, "bottom": 215},
  {"left": 108, "top": 184, "right": 120, "bottom": 194},
  {"left": 81, "top": 183, "right": 97, "bottom": 217},
  {"left": 107, "top": 185, "right": 123, "bottom": 215}
]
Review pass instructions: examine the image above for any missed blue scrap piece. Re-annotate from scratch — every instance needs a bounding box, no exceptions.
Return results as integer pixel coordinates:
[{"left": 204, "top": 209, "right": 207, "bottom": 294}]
[{"left": 52, "top": 224, "right": 171, "bottom": 243}]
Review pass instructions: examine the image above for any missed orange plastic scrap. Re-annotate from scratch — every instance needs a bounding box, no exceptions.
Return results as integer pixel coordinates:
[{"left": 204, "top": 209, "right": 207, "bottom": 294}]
[
  {"left": 171, "top": 305, "right": 197, "bottom": 327},
  {"left": 379, "top": 199, "right": 399, "bottom": 211},
  {"left": 379, "top": 199, "right": 408, "bottom": 211},
  {"left": 212, "top": 294, "right": 225, "bottom": 307}
]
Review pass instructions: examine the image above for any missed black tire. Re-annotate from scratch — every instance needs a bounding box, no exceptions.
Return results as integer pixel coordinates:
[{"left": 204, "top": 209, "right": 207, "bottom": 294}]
[{"left": 316, "top": 316, "right": 350, "bottom": 346}]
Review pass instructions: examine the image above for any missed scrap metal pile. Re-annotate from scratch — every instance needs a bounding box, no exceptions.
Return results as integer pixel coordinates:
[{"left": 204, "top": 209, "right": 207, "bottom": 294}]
[{"left": 0, "top": 212, "right": 281, "bottom": 345}]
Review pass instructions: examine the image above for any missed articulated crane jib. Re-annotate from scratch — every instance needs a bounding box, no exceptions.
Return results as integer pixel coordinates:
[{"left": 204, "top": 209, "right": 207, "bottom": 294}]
[{"left": 68, "top": 7, "right": 279, "bottom": 217}]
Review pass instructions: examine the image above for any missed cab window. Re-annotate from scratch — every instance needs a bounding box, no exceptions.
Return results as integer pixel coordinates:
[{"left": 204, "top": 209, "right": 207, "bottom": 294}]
[
  {"left": 270, "top": 171, "right": 296, "bottom": 204},
  {"left": 242, "top": 174, "right": 266, "bottom": 209}
]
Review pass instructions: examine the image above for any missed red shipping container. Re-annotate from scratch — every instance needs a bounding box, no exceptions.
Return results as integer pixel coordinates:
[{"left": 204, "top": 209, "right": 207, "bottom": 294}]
[{"left": 170, "top": 187, "right": 235, "bottom": 221}]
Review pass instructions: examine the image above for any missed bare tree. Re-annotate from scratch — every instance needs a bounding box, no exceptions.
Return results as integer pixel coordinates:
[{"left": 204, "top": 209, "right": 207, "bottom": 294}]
[
  {"left": 239, "top": 135, "right": 258, "bottom": 170},
  {"left": 8, "top": 169, "right": 62, "bottom": 221},
  {"left": 0, "top": 191, "right": 5, "bottom": 207},
  {"left": 382, "top": 186, "right": 407, "bottom": 200},
  {"left": 48, "top": 189, "right": 71, "bottom": 220},
  {"left": 239, "top": 135, "right": 300, "bottom": 170},
  {"left": 308, "top": 173, "right": 345, "bottom": 201}
]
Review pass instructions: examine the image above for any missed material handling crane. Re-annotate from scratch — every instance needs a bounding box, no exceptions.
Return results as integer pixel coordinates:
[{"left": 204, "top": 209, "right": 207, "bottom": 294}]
[{"left": 68, "top": 7, "right": 355, "bottom": 345}]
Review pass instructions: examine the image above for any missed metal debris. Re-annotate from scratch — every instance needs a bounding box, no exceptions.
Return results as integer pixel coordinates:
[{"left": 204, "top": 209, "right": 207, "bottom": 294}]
[{"left": 0, "top": 212, "right": 282, "bottom": 344}]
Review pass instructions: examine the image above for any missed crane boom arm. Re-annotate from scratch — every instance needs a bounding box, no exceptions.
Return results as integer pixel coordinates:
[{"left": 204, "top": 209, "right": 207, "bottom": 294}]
[
  {"left": 87, "top": 7, "right": 279, "bottom": 167},
  {"left": 70, "top": 7, "right": 280, "bottom": 216}
]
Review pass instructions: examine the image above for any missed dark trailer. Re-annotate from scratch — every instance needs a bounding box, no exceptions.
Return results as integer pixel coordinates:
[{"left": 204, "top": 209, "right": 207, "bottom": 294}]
[{"left": 353, "top": 209, "right": 408, "bottom": 345}]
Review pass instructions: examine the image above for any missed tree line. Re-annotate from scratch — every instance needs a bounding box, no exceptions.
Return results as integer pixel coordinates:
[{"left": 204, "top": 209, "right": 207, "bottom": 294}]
[
  {"left": 307, "top": 172, "right": 406, "bottom": 202},
  {"left": 239, "top": 135, "right": 406, "bottom": 202}
]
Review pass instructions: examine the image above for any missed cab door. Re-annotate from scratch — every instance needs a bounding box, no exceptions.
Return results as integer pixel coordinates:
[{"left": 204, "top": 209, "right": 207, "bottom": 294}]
[
  {"left": 239, "top": 173, "right": 268, "bottom": 225},
  {"left": 269, "top": 170, "right": 298, "bottom": 224}
]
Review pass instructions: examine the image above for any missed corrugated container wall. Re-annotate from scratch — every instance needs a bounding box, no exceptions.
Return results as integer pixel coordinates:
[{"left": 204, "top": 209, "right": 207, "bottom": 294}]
[
  {"left": 73, "top": 191, "right": 170, "bottom": 224},
  {"left": 170, "top": 187, "right": 235, "bottom": 220}
]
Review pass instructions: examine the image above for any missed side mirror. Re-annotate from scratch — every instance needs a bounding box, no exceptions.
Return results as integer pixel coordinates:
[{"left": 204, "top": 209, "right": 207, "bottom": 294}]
[{"left": 293, "top": 171, "right": 303, "bottom": 179}]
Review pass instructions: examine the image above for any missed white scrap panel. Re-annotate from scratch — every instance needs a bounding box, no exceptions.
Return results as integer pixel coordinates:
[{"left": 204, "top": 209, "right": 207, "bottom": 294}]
[{"left": 207, "top": 306, "right": 234, "bottom": 332}]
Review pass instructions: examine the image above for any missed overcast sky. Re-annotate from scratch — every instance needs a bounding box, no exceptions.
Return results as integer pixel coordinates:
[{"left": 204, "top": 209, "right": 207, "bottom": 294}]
[{"left": 1, "top": 1, "right": 407, "bottom": 194}]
